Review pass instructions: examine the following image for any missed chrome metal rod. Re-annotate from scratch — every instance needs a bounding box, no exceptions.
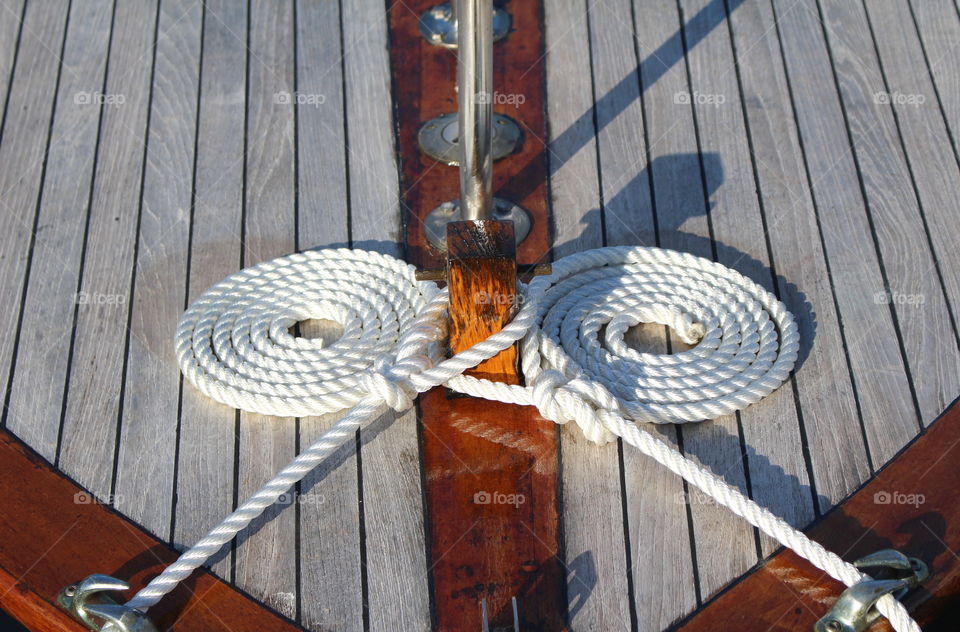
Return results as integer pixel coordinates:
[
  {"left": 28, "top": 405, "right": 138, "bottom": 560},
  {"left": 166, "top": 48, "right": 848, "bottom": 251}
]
[{"left": 456, "top": 0, "right": 493, "bottom": 221}]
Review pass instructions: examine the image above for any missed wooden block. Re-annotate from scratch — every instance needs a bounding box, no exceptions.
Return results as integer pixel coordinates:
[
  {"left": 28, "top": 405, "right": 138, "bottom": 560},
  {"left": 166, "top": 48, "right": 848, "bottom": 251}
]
[{"left": 446, "top": 219, "right": 520, "bottom": 384}]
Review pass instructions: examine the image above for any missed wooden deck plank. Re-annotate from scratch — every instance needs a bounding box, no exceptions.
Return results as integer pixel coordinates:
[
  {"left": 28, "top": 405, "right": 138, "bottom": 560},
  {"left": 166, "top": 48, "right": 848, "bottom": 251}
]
[
  {"left": 294, "top": 0, "right": 363, "bottom": 628},
  {"left": 908, "top": 0, "right": 960, "bottom": 158},
  {"left": 0, "top": 0, "right": 69, "bottom": 448},
  {"left": 678, "top": 0, "right": 814, "bottom": 560},
  {"left": 0, "top": 0, "right": 24, "bottom": 145},
  {"left": 818, "top": 0, "right": 958, "bottom": 436},
  {"left": 5, "top": 0, "right": 111, "bottom": 467},
  {"left": 173, "top": 0, "right": 245, "bottom": 582},
  {"left": 57, "top": 0, "right": 157, "bottom": 499},
  {"left": 726, "top": 0, "right": 864, "bottom": 529},
  {"left": 342, "top": 1, "right": 431, "bottom": 630},
  {"left": 544, "top": 1, "right": 635, "bottom": 630},
  {"left": 865, "top": 0, "right": 960, "bottom": 386},
  {"left": 634, "top": 0, "right": 757, "bottom": 606},
  {"left": 234, "top": 0, "right": 298, "bottom": 619},
  {"left": 772, "top": 0, "right": 916, "bottom": 498},
  {"left": 113, "top": 0, "right": 202, "bottom": 540}
]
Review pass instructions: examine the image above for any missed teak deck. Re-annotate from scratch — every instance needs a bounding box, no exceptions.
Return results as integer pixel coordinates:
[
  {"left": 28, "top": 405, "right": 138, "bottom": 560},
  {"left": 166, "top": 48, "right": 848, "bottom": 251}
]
[{"left": 0, "top": 0, "right": 959, "bottom": 630}]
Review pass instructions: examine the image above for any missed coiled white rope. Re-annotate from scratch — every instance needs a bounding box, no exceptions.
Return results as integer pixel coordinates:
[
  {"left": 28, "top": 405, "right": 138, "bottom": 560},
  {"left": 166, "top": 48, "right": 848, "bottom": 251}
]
[{"left": 127, "top": 246, "right": 918, "bottom": 632}]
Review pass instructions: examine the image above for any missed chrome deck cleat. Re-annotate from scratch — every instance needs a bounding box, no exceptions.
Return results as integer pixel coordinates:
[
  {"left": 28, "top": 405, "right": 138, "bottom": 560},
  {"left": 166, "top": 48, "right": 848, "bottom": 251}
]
[
  {"left": 814, "top": 549, "right": 927, "bottom": 632},
  {"left": 58, "top": 575, "right": 157, "bottom": 632}
]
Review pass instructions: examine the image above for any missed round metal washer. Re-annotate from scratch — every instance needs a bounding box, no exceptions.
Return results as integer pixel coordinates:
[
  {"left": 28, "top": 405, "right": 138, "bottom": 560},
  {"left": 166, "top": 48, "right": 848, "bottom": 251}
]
[
  {"left": 418, "top": 2, "right": 512, "bottom": 49},
  {"left": 418, "top": 113, "right": 522, "bottom": 166},
  {"left": 424, "top": 198, "right": 532, "bottom": 252}
]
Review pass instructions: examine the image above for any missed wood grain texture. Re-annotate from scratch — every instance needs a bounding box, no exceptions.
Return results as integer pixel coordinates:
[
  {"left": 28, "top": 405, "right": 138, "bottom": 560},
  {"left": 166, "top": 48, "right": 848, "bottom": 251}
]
[
  {"left": 0, "top": 428, "right": 304, "bottom": 632},
  {"left": 679, "top": 0, "right": 814, "bottom": 560},
  {"left": 862, "top": 0, "right": 960, "bottom": 414},
  {"left": 57, "top": 0, "right": 156, "bottom": 500},
  {"left": 173, "top": 0, "right": 244, "bottom": 583},
  {"left": 446, "top": 219, "right": 519, "bottom": 383},
  {"left": 773, "top": 0, "right": 918, "bottom": 496},
  {"left": 0, "top": 0, "right": 70, "bottom": 448},
  {"left": 545, "top": 2, "right": 636, "bottom": 630},
  {"left": 818, "top": 0, "right": 958, "bottom": 437},
  {"left": 235, "top": 0, "right": 297, "bottom": 619},
  {"left": 635, "top": 0, "right": 758, "bottom": 606},
  {"left": 908, "top": 0, "right": 960, "bottom": 160},
  {"left": 114, "top": 0, "right": 202, "bottom": 540},
  {"left": 294, "top": 1, "right": 364, "bottom": 629},
  {"left": 350, "top": 1, "right": 432, "bottom": 630},
  {"left": 389, "top": 0, "right": 562, "bottom": 628},
  {"left": 6, "top": 0, "right": 112, "bottom": 464},
  {"left": 677, "top": 396, "right": 960, "bottom": 632}
]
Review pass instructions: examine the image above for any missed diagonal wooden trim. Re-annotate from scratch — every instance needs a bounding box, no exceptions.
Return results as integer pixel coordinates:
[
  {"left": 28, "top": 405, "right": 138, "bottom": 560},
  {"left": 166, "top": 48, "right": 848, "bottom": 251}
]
[
  {"left": 388, "top": 1, "right": 564, "bottom": 629},
  {"left": 676, "top": 396, "right": 960, "bottom": 632},
  {"left": 0, "top": 429, "right": 304, "bottom": 632}
]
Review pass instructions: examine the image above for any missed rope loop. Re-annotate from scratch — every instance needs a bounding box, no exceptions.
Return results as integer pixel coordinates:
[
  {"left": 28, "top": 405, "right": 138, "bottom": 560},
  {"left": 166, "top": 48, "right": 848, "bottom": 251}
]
[{"left": 164, "top": 245, "right": 919, "bottom": 632}]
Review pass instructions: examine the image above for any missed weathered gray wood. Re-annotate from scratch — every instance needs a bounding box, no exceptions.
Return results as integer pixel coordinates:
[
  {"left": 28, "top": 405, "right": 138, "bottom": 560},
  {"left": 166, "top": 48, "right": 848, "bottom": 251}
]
[
  {"left": 866, "top": 0, "right": 960, "bottom": 396},
  {"left": 0, "top": 1, "right": 69, "bottom": 448},
  {"left": 57, "top": 0, "right": 156, "bottom": 500},
  {"left": 234, "top": 0, "right": 298, "bottom": 619},
  {"left": 818, "top": 0, "right": 958, "bottom": 438},
  {"left": 545, "top": 1, "right": 634, "bottom": 630},
  {"left": 295, "top": 0, "right": 363, "bottom": 629},
  {"left": 908, "top": 0, "right": 960, "bottom": 155},
  {"left": 342, "top": 1, "right": 430, "bottom": 629},
  {"left": 113, "top": 0, "right": 202, "bottom": 539},
  {"left": 172, "top": 0, "right": 245, "bottom": 581},
  {"left": 6, "top": 0, "right": 110, "bottom": 463},
  {"left": 0, "top": 0, "right": 24, "bottom": 142},
  {"left": 634, "top": 0, "right": 757, "bottom": 605},
  {"left": 773, "top": 0, "right": 918, "bottom": 493},
  {"left": 726, "top": 0, "right": 868, "bottom": 529},
  {"left": 679, "top": 0, "right": 814, "bottom": 561}
]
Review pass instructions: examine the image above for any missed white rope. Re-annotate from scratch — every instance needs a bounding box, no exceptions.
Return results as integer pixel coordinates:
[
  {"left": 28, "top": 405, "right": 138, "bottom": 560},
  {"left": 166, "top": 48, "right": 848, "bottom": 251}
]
[{"left": 127, "top": 246, "right": 919, "bottom": 632}]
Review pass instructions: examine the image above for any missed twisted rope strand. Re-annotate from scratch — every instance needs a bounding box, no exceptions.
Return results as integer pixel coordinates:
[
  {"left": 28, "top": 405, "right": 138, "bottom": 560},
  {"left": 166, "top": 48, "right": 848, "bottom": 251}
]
[{"left": 131, "top": 246, "right": 918, "bottom": 631}]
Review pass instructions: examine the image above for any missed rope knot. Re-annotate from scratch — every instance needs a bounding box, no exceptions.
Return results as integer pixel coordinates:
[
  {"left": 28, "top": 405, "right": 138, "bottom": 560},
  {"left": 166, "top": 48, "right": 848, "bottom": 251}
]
[
  {"left": 359, "top": 354, "right": 418, "bottom": 412},
  {"left": 530, "top": 371, "right": 617, "bottom": 445}
]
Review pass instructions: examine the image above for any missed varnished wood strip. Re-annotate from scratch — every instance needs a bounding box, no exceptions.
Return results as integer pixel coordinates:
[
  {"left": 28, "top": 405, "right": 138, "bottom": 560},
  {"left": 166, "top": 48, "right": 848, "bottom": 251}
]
[
  {"left": 676, "top": 396, "right": 960, "bottom": 631},
  {"left": 389, "top": 0, "right": 562, "bottom": 629},
  {"left": 0, "top": 428, "right": 303, "bottom": 632}
]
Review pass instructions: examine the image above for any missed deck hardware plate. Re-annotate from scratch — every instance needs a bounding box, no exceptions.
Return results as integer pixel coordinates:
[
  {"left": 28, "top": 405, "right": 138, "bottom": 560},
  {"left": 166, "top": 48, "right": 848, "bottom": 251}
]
[
  {"left": 418, "top": 112, "right": 522, "bottom": 166},
  {"left": 814, "top": 549, "right": 927, "bottom": 632},
  {"left": 58, "top": 575, "right": 158, "bottom": 632},
  {"left": 419, "top": 2, "right": 511, "bottom": 49},
  {"left": 424, "top": 197, "right": 531, "bottom": 252}
]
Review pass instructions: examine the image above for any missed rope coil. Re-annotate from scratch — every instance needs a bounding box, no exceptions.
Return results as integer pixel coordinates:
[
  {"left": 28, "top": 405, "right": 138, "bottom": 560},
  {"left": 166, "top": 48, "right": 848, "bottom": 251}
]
[{"left": 137, "top": 246, "right": 918, "bottom": 632}]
